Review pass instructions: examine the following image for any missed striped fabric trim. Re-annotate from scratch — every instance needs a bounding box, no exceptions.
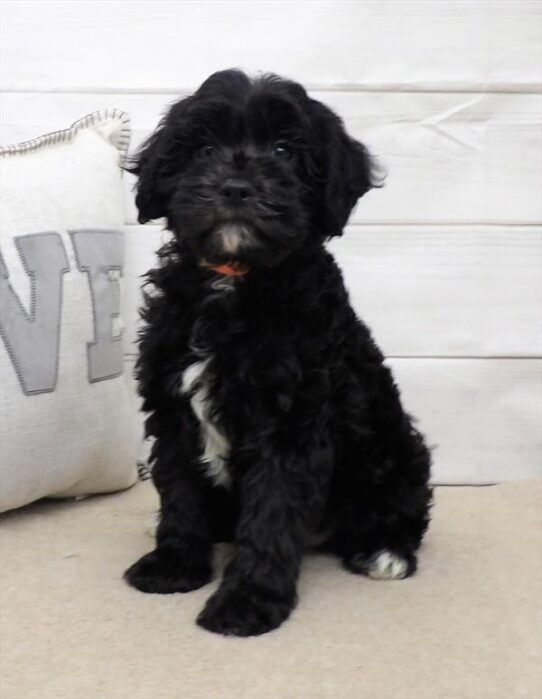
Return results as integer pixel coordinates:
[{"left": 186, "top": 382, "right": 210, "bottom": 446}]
[
  {"left": 0, "top": 109, "right": 131, "bottom": 164},
  {"left": 137, "top": 461, "right": 152, "bottom": 481}
]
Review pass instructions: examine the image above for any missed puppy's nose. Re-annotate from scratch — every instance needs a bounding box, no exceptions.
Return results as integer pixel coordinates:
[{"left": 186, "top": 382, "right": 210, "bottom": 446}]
[{"left": 220, "top": 178, "right": 254, "bottom": 205}]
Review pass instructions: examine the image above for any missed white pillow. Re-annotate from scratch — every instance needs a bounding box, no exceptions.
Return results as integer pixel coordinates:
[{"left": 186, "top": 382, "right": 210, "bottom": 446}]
[{"left": 0, "top": 111, "right": 138, "bottom": 512}]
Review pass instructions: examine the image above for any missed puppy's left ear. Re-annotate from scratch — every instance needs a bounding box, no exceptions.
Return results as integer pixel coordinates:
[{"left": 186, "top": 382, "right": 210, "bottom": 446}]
[{"left": 310, "top": 101, "right": 382, "bottom": 238}]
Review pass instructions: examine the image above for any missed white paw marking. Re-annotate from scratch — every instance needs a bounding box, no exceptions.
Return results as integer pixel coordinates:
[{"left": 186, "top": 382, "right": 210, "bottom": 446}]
[
  {"left": 367, "top": 550, "right": 409, "bottom": 580},
  {"left": 181, "top": 358, "right": 232, "bottom": 488}
]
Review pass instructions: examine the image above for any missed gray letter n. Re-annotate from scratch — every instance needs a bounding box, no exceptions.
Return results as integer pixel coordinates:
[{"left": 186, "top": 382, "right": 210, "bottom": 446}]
[{"left": 0, "top": 233, "right": 69, "bottom": 394}]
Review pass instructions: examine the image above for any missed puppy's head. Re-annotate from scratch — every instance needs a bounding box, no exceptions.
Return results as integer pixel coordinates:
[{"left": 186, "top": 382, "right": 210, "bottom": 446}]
[{"left": 130, "top": 69, "right": 380, "bottom": 269}]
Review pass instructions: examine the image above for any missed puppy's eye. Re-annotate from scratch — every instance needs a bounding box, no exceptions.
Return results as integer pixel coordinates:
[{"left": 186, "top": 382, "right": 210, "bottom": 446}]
[
  {"left": 272, "top": 142, "right": 291, "bottom": 159},
  {"left": 200, "top": 145, "right": 215, "bottom": 157}
]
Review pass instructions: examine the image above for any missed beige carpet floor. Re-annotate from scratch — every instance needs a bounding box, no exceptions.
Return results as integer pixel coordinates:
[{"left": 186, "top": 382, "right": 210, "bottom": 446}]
[{"left": 1, "top": 479, "right": 541, "bottom": 699}]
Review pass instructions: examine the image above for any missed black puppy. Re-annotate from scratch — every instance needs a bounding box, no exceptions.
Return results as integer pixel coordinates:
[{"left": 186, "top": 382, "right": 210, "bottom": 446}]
[{"left": 124, "top": 69, "right": 432, "bottom": 637}]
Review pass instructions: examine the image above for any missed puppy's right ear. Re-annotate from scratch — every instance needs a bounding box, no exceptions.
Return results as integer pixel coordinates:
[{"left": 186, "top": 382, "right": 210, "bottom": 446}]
[
  {"left": 126, "top": 128, "right": 168, "bottom": 223},
  {"left": 126, "top": 97, "right": 193, "bottom": 224}
]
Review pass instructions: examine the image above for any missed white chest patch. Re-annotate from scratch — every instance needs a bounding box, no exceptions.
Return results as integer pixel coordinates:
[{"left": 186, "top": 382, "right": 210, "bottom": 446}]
[
  {"left": 215, "top": 222, "right": 252, "bottom": 255},
  {"left": 181, "top": 357, "right": 232, "bottom": 488}
]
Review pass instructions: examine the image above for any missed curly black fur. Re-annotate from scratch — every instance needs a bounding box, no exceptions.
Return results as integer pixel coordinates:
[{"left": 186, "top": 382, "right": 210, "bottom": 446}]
[{"left": 124, "top": 69, "right": 432, "bottom": 637}]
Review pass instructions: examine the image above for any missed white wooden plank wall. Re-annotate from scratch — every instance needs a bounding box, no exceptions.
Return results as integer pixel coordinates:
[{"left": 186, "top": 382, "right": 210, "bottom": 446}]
[{"left": 1, "top": 1, "right": 541, "bottom": 483}]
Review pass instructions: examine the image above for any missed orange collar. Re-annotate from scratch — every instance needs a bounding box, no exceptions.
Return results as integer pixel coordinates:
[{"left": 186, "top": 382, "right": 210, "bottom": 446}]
[{"left": 203, "top": 261, "right": 250, "bottom": 277}]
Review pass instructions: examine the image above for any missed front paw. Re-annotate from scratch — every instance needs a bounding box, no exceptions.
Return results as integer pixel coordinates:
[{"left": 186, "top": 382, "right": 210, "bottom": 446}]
[
  {"left": 197, "top": 584, "right": 295, "bottom": 637},
  {"left": 124, "top": 547, "right": 212, "bottom": 594}
]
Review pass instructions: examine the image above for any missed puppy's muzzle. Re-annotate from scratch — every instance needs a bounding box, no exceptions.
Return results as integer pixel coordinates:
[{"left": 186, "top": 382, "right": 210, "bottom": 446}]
[{"left": 220, "top": 178, "right": 254, "bottom": 206}]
